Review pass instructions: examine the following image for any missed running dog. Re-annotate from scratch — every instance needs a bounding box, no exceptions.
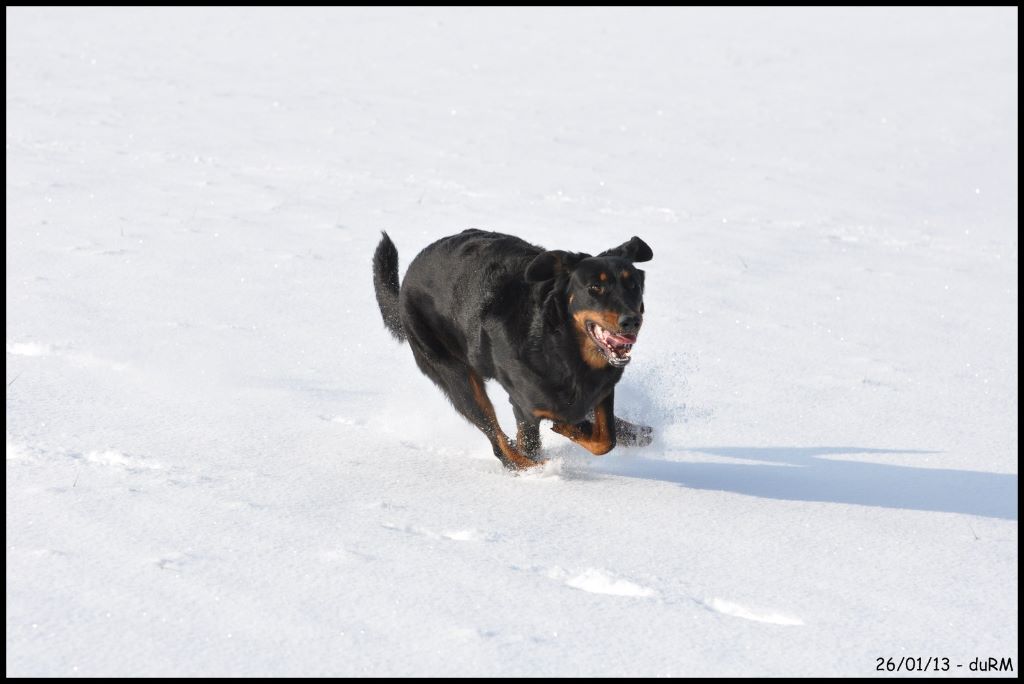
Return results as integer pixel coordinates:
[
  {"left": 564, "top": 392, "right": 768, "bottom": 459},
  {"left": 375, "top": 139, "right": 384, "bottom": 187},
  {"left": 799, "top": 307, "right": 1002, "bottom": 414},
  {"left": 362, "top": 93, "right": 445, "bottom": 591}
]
[{"left": 372, "top": 229, "right": 653, "bottom": 470}]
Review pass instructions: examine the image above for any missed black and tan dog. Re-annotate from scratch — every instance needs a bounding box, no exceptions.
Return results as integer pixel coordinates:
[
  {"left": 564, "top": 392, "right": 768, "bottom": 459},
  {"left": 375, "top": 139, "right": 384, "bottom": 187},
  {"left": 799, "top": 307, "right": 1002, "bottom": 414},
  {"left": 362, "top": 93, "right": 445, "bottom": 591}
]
[{"left": 372, "top": 229, "right": 653, "bottom": 470}]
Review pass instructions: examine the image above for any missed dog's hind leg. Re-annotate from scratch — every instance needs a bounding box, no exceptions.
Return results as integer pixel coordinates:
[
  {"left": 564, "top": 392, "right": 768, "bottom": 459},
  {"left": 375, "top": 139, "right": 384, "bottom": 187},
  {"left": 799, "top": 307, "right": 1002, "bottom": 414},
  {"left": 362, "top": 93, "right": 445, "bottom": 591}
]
[
  {"left": 614, "top": 417, "right": 654, "bottom": 447},
  {"left": 408, "top": 347, "right": 541, "bottom": 470},
  {"left": 464, "top": 372, "right": 544, "bottom": 470}
]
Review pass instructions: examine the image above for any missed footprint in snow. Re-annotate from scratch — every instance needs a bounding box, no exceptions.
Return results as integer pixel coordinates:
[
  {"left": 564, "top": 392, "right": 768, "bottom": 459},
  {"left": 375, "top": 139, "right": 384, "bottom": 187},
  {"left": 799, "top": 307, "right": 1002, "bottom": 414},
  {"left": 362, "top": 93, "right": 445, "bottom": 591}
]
[
  {"left": 6, "top": 440, "right": 41, "bottom": 462},
  {"left": 6, "top": 341, "right": 52, "bottom": 357},
  {"left": 381, "top": 522, "right": 496, "bottom": 542},
  {"left": 85, "top": 449, "right": 162, "bottom": 471},
  {"left": 699, "top": 597, "right": 803, "bottom": 626},
  {"left": 320, "top": 415, "right": 366, "bottom": 427},
  {"left": 10, "top": 547, "right": 70, "bottom": 560},
  {"left": 545, "top": 566, "right": 656, "bottom": 598},
  {"left": 222, "top": 499, "right": 270, "bottom": 511},
  {"left": 154, "top": 552, "right": 201, "bottom": 573},
  {"left": 7, "top": 340, "right": 130, "bottom": 372},
  {"left": 318, "top": 547, "right": 376, "bottom": 563}
]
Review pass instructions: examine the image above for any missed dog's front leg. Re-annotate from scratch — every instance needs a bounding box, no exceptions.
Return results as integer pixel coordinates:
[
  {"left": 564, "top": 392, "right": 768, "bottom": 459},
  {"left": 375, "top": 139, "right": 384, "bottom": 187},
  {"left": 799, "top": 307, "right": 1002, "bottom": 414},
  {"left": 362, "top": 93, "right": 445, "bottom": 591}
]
[
  {"left": 512, "top": 404, "right": 542, "bottom": 458},
  {"left": 551, "top": 393, "right": 616, "bottom": 455}
]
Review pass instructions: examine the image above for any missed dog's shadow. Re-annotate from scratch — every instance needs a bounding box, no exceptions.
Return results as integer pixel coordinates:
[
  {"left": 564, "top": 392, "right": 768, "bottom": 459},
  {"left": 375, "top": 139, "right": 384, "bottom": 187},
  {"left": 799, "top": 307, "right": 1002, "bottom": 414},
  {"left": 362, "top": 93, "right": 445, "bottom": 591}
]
[{"left": 584, "top": 446, "right": 1018, "bottom": 520}]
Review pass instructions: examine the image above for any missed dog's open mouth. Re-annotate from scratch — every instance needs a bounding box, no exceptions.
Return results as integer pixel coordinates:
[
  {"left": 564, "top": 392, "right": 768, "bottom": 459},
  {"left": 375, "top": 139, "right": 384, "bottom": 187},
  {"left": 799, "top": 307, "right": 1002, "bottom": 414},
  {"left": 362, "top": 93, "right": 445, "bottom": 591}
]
[{"left": 586, "top": 321, "right": 637, "bottom": 368}]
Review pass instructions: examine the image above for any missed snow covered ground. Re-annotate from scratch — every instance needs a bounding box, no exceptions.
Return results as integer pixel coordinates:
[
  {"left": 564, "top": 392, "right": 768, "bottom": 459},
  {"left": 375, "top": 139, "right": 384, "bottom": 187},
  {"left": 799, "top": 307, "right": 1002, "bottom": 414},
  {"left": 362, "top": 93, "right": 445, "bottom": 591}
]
[{"left": 6, "top": 7, "right": 1017, "bottom": 677}]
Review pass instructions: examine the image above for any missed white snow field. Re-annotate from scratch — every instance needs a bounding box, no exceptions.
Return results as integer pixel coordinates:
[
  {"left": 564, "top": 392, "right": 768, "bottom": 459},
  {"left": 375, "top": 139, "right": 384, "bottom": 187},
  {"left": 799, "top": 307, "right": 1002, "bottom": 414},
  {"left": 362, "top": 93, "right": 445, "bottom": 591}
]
[{"left": 6, "top": 7, "right": 1017, "bottom": 677}]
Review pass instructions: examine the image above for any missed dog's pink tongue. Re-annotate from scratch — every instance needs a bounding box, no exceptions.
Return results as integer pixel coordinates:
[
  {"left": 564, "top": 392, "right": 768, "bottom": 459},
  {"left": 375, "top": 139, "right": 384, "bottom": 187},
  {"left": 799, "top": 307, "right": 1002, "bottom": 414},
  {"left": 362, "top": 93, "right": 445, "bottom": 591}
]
[{"left": 609, "top": 334, "right": 637, "bottom": 346}]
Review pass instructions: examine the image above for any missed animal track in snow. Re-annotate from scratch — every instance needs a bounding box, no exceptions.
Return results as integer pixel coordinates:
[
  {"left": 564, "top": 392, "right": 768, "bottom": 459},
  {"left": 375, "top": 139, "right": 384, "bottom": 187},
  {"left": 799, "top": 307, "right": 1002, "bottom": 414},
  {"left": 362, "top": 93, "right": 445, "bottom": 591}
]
[
  {"left": 85, "top": 449, "right": 162, "bottom": 471},
  {"left": 10, "top": 547, "right": 70, "bottom": 560},
  {"left": 6, "top": 340, "right": 129, "bottom": 372},
  {"left": 700, "top": 597, "right": 804, "bottom": 626},
  {"left": 326, "top": 415, "right": 365, "bottom": 427},
  {"left": 6, "top": 439, "right": 40, "bottom": 462},
  {"left": 154, "top": 552, "right": 203, "bottom": 573},
  {"left": 8, "top": 440, "right": 158, "bottom": 473},
  {"left": 440, "top": 528, "right": 495, "bottom": 542},
  {"left": 546, "top": 566, "right": 656, "bottom": 597},
  {"left": 381, "top": 522, "right": 496, "bottom": 542},
  {"left": 221, "top": 499, "right": 271, "bottom": 511},
  {"left": 6, "top": 341, "right": 52, "bottom": 357},
  {"left": 318, "top": 547, "right": 376, "bottom": 563},
  {"left": 565, "top": 568, "right": 656, "bottom": 597}
]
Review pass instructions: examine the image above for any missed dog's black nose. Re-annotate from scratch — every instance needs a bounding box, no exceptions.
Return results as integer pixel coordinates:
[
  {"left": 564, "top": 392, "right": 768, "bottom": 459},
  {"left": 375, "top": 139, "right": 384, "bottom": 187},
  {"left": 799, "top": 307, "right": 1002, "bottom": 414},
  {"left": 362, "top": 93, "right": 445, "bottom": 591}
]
[{"left": 618, "top": 314, "right": 642, "bottom": 333}]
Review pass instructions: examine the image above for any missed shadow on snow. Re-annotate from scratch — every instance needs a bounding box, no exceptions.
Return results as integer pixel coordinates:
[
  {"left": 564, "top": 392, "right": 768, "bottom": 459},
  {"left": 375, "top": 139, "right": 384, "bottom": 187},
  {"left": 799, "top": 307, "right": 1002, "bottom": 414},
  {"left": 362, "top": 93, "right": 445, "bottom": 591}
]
[{"left": 589, "top": 446, "right": 1018, "bottom": 520}]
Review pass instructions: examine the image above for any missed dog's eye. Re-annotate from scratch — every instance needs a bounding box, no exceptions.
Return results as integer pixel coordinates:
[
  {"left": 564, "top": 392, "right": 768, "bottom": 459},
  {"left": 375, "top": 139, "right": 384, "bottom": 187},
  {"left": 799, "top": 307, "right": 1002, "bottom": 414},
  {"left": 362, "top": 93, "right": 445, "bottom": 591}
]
[{"left": 588, "top": 284, "right": 605, "bottom": 295}]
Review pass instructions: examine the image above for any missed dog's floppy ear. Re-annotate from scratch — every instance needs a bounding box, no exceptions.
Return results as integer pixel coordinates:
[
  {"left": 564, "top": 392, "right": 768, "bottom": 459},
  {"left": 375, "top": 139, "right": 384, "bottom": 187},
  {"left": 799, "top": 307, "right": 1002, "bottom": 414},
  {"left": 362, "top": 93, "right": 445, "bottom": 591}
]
[
  {"left": 598, "top": 236, "right": 653, "bottom": 263},
  {"left": 525, "top": 250, "right": 587, "bottom": 282}
]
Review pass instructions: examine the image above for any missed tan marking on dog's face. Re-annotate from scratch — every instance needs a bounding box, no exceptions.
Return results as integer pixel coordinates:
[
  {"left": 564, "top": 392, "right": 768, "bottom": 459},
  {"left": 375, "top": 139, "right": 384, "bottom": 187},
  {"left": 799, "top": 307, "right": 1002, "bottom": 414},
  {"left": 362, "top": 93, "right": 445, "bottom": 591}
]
[
  {"left": 599, "top": 272, "right": 608, "bottom": 282},
  {"left": 572, "top": 309, "right": 622, "bottom": 369},
  {"left": 621, "top": 270, "right": 630, "bottom": 279}
]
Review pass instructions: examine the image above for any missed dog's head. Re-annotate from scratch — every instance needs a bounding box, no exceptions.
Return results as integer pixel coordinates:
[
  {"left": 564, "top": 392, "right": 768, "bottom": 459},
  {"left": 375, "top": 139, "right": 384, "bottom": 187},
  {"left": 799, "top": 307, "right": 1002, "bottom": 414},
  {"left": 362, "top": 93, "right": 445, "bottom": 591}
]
[{"left": 525, "top": 236, "right": 653, "bottom": 368}]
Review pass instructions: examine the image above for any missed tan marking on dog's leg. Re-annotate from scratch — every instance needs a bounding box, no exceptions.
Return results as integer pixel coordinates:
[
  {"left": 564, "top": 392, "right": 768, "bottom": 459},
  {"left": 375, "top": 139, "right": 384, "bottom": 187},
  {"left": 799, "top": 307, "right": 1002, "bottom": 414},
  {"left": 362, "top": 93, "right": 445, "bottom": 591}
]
[
  {"left": 468, "top": 372, "right": 542, "bottom": 470},
  {"left": 551, "top": 402, "right": 615, "bottom": 455}
]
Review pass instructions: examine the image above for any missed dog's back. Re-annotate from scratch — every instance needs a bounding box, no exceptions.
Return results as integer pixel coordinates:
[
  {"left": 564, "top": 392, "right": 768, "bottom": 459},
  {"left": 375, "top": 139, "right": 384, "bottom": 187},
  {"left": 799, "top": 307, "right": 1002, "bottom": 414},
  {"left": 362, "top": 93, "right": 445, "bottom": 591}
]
[{"left": 395, "top": 230, "right": 542, "bottom": 368}]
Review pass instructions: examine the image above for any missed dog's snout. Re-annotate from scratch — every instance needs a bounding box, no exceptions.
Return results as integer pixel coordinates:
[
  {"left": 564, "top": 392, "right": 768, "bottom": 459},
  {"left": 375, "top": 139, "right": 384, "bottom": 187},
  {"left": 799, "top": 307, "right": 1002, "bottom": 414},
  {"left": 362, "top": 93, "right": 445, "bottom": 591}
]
[{"left": 618, "top": 314, "right": 642, "bottom": 333}]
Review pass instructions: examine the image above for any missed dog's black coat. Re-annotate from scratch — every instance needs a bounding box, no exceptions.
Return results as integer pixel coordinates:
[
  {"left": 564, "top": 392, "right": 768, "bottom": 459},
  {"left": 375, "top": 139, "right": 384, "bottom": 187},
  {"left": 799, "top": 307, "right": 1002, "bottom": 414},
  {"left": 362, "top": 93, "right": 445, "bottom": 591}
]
[{"left": 373, "top": 228, "right": 653, "bottom": 469}]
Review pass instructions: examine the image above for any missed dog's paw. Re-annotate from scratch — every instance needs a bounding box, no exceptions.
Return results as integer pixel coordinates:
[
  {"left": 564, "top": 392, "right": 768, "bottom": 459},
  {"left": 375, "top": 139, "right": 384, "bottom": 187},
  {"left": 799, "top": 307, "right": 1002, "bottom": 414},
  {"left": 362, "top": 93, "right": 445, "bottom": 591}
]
[
  {"left": 508, "top": 455, "right": 548, "bottom": 471},
  {"left": 512, "top": 440, "right": 543, "bottom": 461},
  {"left": 495, "top": 443, "right": 547, "bottom": 471},
  {"left": 632, "top": 429, "right": 654, "bottom": 448},
  {"left": 503, "top": 462, "right": 543, "bottom": 473},
  {"left": 615, "top": 419, "right": 653, "bottom": 447}
]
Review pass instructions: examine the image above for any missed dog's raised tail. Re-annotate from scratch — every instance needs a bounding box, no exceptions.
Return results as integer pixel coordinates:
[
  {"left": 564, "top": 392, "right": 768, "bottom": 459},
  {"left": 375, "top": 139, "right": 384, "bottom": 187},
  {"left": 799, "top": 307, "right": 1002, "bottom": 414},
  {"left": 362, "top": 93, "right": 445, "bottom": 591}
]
[{"left": 372, "top": 231, "right": 405, "bottom": 342}]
